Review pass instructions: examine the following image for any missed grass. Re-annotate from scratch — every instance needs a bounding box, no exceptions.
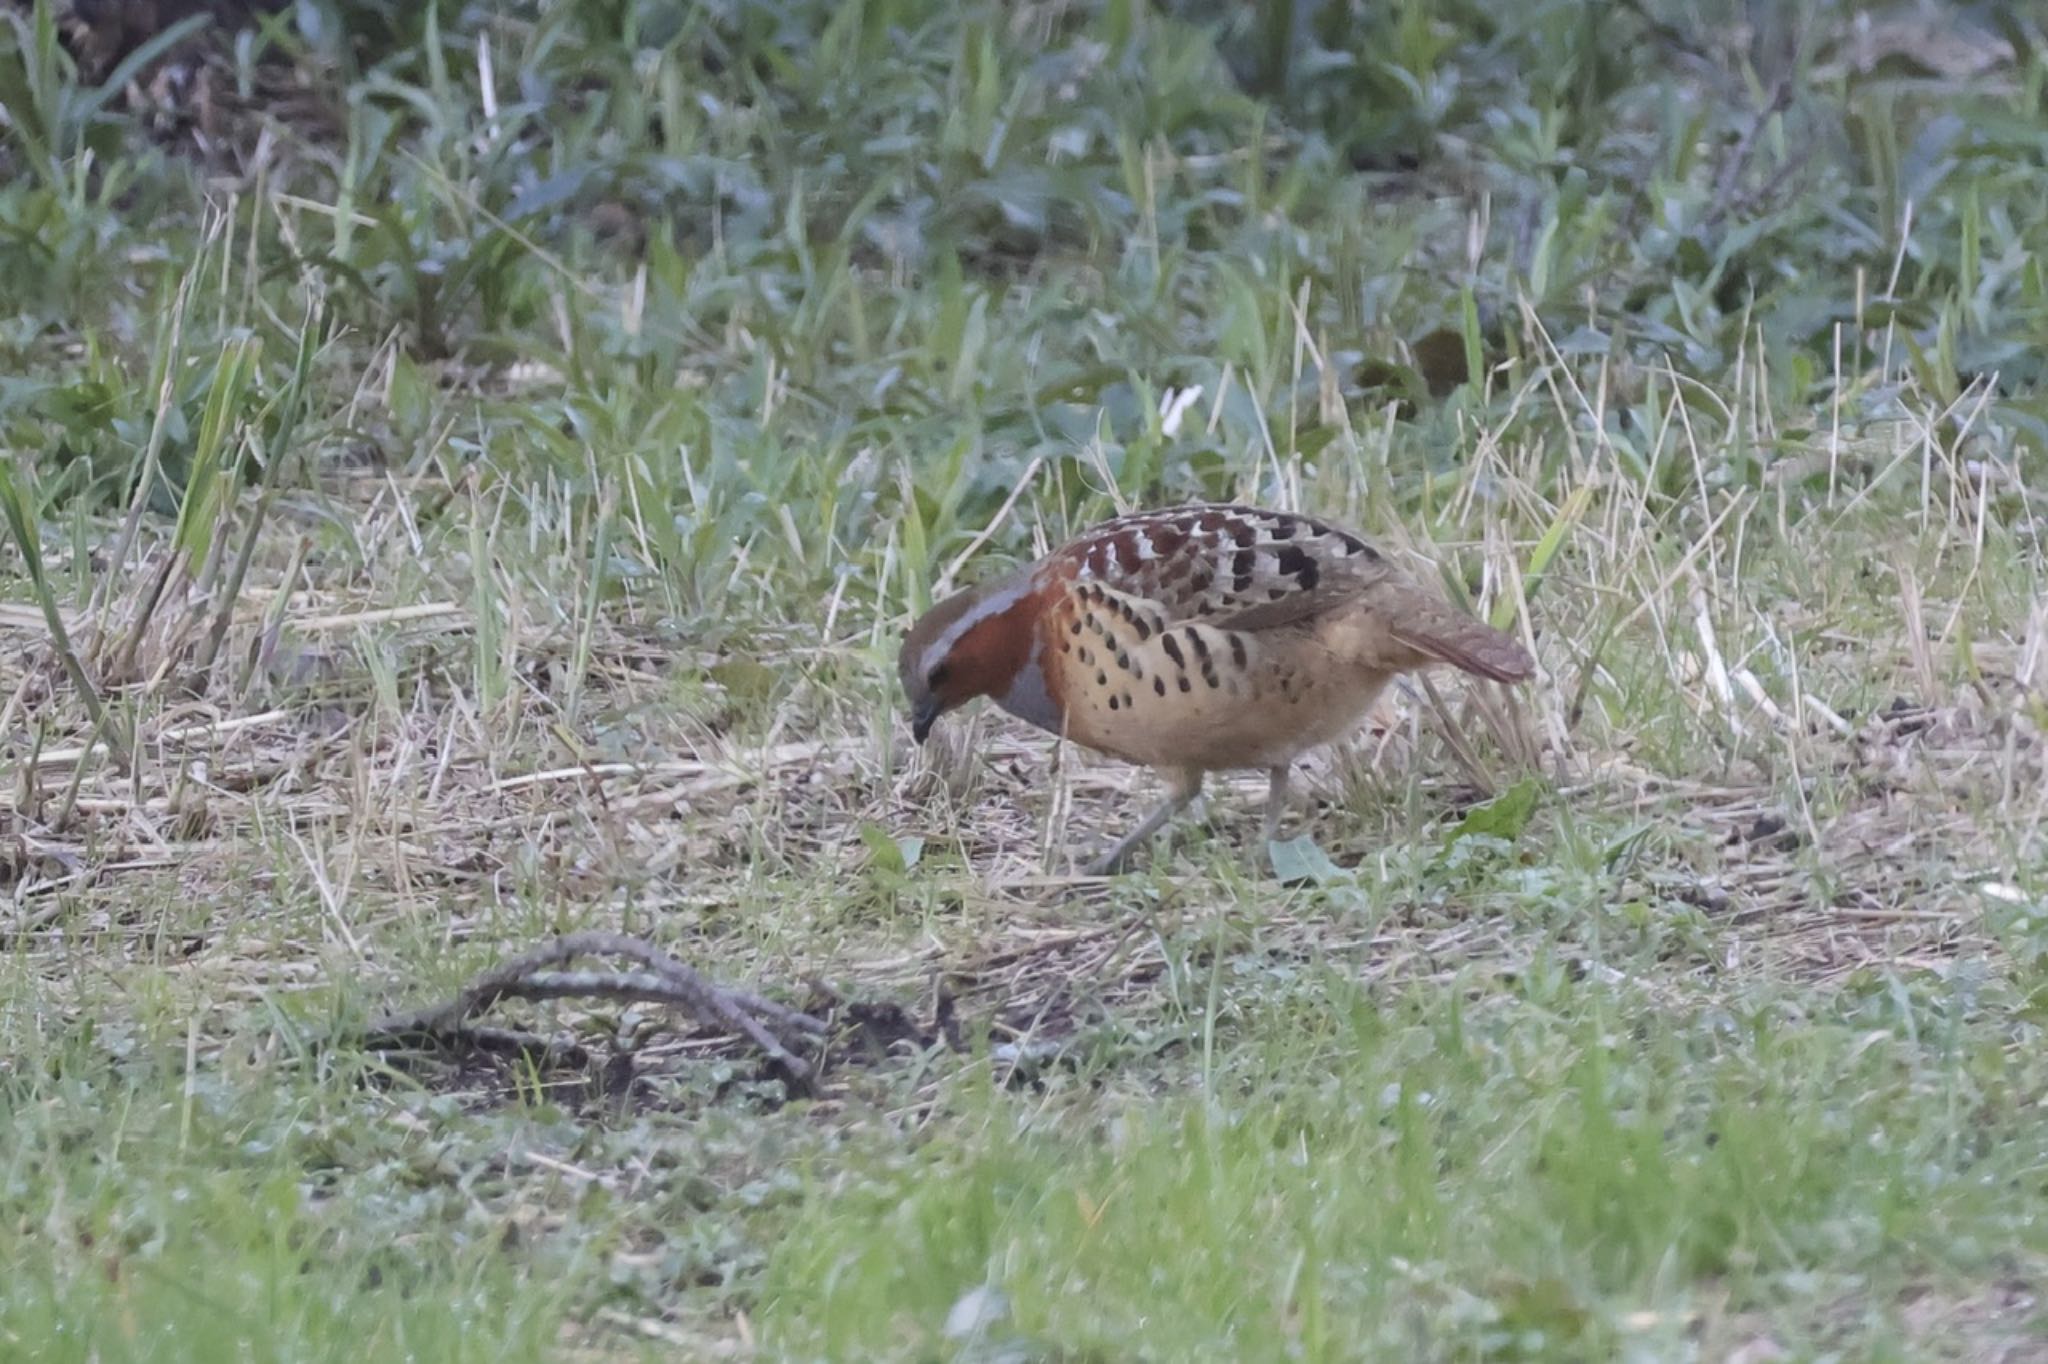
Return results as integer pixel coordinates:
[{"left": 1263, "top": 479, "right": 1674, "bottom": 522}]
[{"left": 3, "top": 0, "right": 2048, "bottom": 1359}]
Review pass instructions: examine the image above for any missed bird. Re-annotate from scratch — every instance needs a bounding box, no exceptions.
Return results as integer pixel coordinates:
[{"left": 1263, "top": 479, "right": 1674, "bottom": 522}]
[{"left": 899, "top": 503, "right": 1535, "bottom": 874}]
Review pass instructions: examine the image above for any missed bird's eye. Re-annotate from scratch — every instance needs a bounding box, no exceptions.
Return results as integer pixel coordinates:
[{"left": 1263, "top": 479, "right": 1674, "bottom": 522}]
[{"left": 927, "top": 662, "right": 952, "bottom": 690}]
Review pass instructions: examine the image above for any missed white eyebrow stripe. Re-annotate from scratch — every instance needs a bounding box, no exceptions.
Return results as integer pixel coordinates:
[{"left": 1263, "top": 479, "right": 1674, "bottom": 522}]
[{"left": 921, "top": 581, "right": 1030, "bottom": 678}]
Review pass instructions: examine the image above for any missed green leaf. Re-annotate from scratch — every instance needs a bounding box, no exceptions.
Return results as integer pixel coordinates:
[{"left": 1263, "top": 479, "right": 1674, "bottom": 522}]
[
  {"left": 0, "top": 455, "right": 112, "bottom": 745},
  {"left": 709, "top": 657, "right": 778, "bottom": 706},
  {"left": 1443, "top": 777, "right": 1542, "bottom": 849},
  {"left": 1268, "top": 833, "right": 1345, "bottom": 886},
  {"left": 1457, "top": 287, "right": 1484, "bottom": 395},
  {"left": 858, "top": 822, "right": 921, "bottom": 874}
]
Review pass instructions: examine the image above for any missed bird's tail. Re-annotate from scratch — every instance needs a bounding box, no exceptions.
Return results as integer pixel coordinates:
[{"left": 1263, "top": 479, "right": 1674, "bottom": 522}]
[{"left": 1384, "top": 597, "right": 1535, "bottom": 683}]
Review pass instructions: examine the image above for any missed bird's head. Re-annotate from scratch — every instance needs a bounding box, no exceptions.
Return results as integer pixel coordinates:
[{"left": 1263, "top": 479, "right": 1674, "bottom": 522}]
[{"left": 898, "top": 577, "right": 1034, "bottom": 743}]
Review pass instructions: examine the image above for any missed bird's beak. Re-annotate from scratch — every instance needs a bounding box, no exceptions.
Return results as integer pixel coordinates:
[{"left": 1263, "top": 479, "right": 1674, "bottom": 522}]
[{"left": 911, "top": 696, "right": 943, "bottom": 744}]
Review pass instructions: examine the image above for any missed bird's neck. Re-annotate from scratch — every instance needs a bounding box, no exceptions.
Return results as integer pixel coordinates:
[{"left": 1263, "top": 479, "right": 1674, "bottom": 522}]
[
  {"left": 993, "top": 629, "right": 1059, "bottom": 733},
  {"left": 955, "top": 574, "right": 1060, "bottom": 734}
]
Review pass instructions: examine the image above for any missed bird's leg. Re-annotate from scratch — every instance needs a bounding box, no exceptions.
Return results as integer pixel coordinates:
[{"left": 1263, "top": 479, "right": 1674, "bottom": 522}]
[
  {"left": 1262, "top": 763, "right": 1291, "bottom": 846},
  {"left": 1086, "top": 769, "right": 1202, "bottom": 876}
]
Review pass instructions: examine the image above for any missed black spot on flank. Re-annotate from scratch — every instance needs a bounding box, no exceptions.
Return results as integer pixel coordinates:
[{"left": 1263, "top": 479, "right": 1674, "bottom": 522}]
[
  {"left": 1269, "top": 520, "right": 1297, "bottom": 539},
  {"left": 1154, "top": 677, "right": 1167, "bottom": 696},
  {"left": 1059, "top": 640, "right": 1071, "bottom": 653},
  {"left": 1121, "top": 694, "right": 1132, "bottom": 708},
  {"left": 1178, "top": 676, "right": 1192, "bottom": 692},
  {"left": 1338, "top": 532, "right": 1375, "bottom": 558},
  {"left": 1115, "top": 651, "right": 1131, "bottom": 672},
  {"left": 1078, "top": 647, "right": 1093, "bottom": 664},
  {"left": 1202, "top": 666, "right": 1219, "bottom": 688},
  {"left": 1119, "top": 601, "right": 1137, "bottom": 623},
  {"left": 1162, "top": 635, "right": 1185, "bottom": 667},
  {"left": 1108, "top": 695, "right": 1120, "bottom": 711},
  {"left": 1268, "top": 588, "right": 1287, "bottom": 601},
  {"left": 1185, "top": 628, "right": 1210, "bottom": 659},
  {"left": 1274, "top": 544, "right": 1314, "bottom": 581},
  {"left": 1070, "top": 619, "right": 1083, "bottom": 635},
  {"left": 1132, "top": 617, "right": 1152, "bottom": 641},
  {"left": 1229, "top": 635, "right": 1247, "bottom": 668},
  {"left": 1232, "top": 548, "right": 1257, "bottom": 592},
  {"left": 1096, "top": 670, "right": 1108, "bottom": 687},
  {"left": 1231, "top": 522, "right": 1256, "bottom": 548}
]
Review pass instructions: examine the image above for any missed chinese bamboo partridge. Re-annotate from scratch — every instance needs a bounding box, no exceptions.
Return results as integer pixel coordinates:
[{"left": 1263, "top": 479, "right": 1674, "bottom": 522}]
[{"left": 900, "top": 503, "right": 1535, "bottom": 874}]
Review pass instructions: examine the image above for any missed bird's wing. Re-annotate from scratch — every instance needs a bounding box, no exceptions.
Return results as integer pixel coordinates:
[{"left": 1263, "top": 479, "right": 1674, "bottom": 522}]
[
  {"left": 1042, "top": 504, "right": 1393, "bottom": 626},
  {"left": 1044, "top": 505, "right": 1533, "bottom": 683}
]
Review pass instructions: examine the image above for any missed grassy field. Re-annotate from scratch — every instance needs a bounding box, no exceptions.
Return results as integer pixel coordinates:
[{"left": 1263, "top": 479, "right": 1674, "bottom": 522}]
[{"left": 4, "top": 1, "right": 2047, "bottom": 1359}]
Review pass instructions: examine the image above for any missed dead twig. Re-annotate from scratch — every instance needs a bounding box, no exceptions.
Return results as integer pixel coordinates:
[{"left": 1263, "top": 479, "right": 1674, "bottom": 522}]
[
  {"left": 1703, "top": 78, "right": 1796, "bottom": 229},
  {"left": 361, "top": 931, "right": 827, "bottom": 1096}
]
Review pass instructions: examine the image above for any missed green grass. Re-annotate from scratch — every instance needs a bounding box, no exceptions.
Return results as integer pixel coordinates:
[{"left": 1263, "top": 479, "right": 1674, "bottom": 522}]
[
  {"left": 4, "top": 0, "right": 2048, "bottom": 1359},
  {"left": 767, "top": 976, "right": 2047, "bottom": 1359}
]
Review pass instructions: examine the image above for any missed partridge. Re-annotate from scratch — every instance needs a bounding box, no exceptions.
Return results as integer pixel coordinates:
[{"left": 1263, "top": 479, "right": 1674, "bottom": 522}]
[{"left": 900, "top": 503, "right": 1534, "bottom": 874}]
